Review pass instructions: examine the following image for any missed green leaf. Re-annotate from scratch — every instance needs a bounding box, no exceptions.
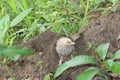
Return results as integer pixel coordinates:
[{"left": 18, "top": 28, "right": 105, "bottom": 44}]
[
  {"left": 22, "top": 0, "right": 28, "bottom": 10},
  {"left": 118, "top": 35, "right": 120, "bottom": 40},
  {"left": 0, "top": 14, "right": 10, "bottom": 28},
  {"left": 43, "top": 14, "right": 55, "bottom": 22},
  {"left": 7, "top": 0, "right": 17, "bottom": 13},
  {"left": 111, "top": 49, "right": 120, "bottom": 60},
  {"left": 76, "top": 67, "right": 104, "bottom": 80},
  {"left": 54, "top": 55, "right": 97, "bottom": 78},
  {"left": 96, "top": 43, "right": 109, "bottom": 60},
  {"left": 0, "top": 45, "right": 34, "bottom": 59},
  {"left": 40, "top": 26, "right": 46, "bottom": 32},
  {"left": 104, "top": 60, "right": 120, "bottom": 75},
  {"left": 11, "top": 55, "right": 21, "bottom": 61},
  {"left": 44, "top": 73, "right": 53, "bottom": 80},
  {"left": 110, "top": 0, "right": 119, "bottom": 6},
  {"left": 10, "top": 8, "right": 32, "bottom": 27},
  {"left": 8, "top": 77, "right": 14, "bottom": 80},
  {"left": 0, "top": 14, "right": 10, "bottom": 43},
  {"left": 55, "top": 18, "right": 66, "bottom": 24}
]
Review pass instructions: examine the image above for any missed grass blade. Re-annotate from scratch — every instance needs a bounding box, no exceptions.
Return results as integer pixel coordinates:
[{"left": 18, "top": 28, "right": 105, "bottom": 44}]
[
  {"left": 0, "top": 14, "right": 10, "bottom": 43},
  {"left": 10, "top": 8, "right": 32, "bottom": 27}
]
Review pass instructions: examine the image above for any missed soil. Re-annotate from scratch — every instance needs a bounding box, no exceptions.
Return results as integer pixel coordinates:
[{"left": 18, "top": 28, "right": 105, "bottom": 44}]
[{"left": 0, "top": 11, "right": 120, "bottom": 80}]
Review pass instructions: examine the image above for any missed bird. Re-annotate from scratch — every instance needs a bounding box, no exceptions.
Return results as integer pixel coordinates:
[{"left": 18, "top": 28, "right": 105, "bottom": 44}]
[{"left": 56, "top": 37, "right": 75, "bottom": 65}]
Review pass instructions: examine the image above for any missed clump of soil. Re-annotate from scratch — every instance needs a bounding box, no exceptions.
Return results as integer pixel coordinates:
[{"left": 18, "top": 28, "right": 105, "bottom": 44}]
[{"left": 0, "top": 12, "right": 120, "bottom": 80}]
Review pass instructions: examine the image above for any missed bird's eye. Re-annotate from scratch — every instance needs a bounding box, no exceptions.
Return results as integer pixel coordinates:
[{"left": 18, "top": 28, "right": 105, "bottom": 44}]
[
  {"left": 67, "top": 40, "right": 75, "bottom": 45},
  {"left": 67, "top": 40, "right": 72, "bottom": 44}
]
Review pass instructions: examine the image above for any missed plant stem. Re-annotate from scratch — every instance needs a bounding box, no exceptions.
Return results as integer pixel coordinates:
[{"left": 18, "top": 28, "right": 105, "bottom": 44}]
[{"left": 6, "top": 65, "right": 14, "bottom": 80}]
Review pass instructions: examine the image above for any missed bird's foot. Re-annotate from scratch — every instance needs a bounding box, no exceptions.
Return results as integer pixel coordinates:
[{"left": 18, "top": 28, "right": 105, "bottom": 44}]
[{"left": 58, "top": 56, "right": 64, "bottom": 66}]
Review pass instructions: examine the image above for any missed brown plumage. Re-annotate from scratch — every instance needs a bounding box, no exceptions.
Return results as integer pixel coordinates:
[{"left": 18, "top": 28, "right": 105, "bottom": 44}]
[{"left": 56, "top": 37, "right": 75, "bottom": 65}]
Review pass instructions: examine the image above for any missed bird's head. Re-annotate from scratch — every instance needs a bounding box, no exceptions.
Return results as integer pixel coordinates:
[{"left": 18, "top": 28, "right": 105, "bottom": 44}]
[{"left": 56, "top": 37, "right": 75, "bottom": 47}]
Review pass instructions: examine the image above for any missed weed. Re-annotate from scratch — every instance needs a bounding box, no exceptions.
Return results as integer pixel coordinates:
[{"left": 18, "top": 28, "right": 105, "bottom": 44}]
[
  {"left": 0, "top": 8, "right": 32, "bottom": 45},
  {"left": 86, "top": 42, "right": 95, "bottom": 51}
]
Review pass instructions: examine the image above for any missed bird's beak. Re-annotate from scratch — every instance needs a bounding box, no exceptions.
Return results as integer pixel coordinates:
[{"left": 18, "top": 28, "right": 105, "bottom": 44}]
[
  {"left": 71, "top": 42, "right": 75, "bottom": 45},
  {"left": 68, "top": 40, "right": 75, "bottom": 45},
  {"left": 70, "top": 42, "right": 75, "bottom": 45}
]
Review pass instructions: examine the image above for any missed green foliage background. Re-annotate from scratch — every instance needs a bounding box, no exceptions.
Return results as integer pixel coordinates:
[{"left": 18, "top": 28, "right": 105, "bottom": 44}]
[{"left": 0, "top": 0, "right": 119, "bottom": 44}]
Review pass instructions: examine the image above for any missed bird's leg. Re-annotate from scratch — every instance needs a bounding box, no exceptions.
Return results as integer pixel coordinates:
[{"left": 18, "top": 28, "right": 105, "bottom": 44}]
[
  {"left": 71, "top": 54, "right": 73, "bottom": 59},
  {"left": 59, "top": 56, "right": 63, "bottom": 66},
  {"left": 71, "top": 51, "right": 76, "bottom": 59}
]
